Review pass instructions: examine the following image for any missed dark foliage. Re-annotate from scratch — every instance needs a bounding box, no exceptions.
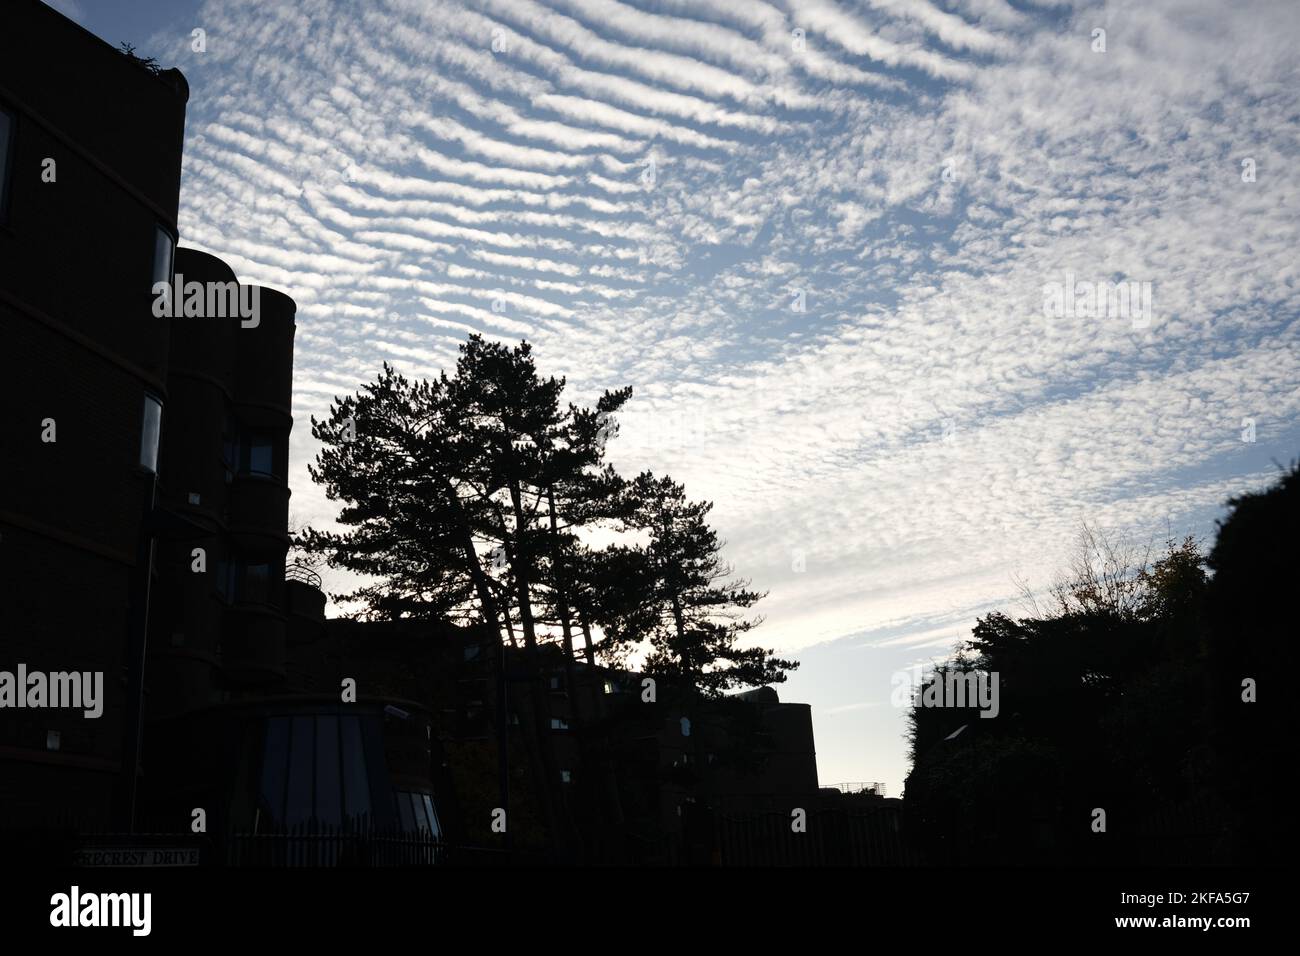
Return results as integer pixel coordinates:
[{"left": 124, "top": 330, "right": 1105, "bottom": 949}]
[{"left": 905, "top": 463, "right": 1297, "bottom": 865}]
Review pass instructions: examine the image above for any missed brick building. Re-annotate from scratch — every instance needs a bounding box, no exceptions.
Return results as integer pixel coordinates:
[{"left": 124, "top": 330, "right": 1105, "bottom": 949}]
[
  {"left": 0, "top": 1, "right": 445, "bottom": 851},
  {"left": 0, "top": 0, "right": 191, "bottom": 829}
]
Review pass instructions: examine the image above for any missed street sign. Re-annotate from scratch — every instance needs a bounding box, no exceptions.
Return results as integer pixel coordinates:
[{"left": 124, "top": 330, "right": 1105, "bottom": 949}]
[{"left": 73, "top": 845, "right": 201, "bottom": 867}]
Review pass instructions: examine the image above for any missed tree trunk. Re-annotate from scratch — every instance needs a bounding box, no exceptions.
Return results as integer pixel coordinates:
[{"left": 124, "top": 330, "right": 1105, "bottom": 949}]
[
  {"left": 443, "top": 482, "right": 513, "bottom": 844},
  {"left": 578, "top": 608, "right": 626, "bottom": 859},
  {"left": 507, "top": 476, "right": 572, "bottom": 859},
  {"left": 500, "top": 591, "right": 519, "bottom": 648},
  {"left": 580, "top": 615, "right": 595, "bottom": 665},
  {"left": 545, "top": 488, "right": 581, "bottom": 716},
  {"left": 548, "top": 487, "right": 606, "bottom": 858},
  {"left": 670, "top": 592, "right": 695, "bottom": 693}
]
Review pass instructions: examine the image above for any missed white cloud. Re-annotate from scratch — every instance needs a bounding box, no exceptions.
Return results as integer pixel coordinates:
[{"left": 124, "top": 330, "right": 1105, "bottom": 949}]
[{"left": 165, "top": 0, "right": 1300, "bottom": 790}]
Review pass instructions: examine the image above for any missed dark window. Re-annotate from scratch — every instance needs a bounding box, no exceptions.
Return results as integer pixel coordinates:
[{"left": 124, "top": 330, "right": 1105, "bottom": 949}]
[
  {"left": 408, "top": 792, "right": 428, "bottom": 831},
  {"left": 258, "top": 717, "right": 289, "bottom": 830},
  {"left": 139, "top": 393, "right": 162, "bottom": 474},
  {"left": 152, "top": 225, "right": 174, "bottom": 289},
  {"left": 216, "top": 558, "right": 276, "bottom": 605},
  {"left": 0, "top": 106, "right": 13, "bottom": 223},
  {"left": 314, "top": 716, "right": 342, "bottom": 825},
  {"left": 396, "top": 788, "right": 415, "bottom": 831},
  {"left": 285, "top": 716, "right": 314, "bottom": 826},
  {"left": 223, "top": 420, "right": 281, "bottom": 479},
  {"left": 256, "top": 714, "right": 391, "bottom": 830},
  {"left": 395, "top": 791, "right": 440, "bottom": 837},
  {"left": 422, "top": 794, "right": 440, "bottom": 838},
  {"left": 243, "top": 432, "right": 275, "bottom": 476},
  {"left": 241, "top": 562, "right": 272, "bottom": 605},
  {"left": 221, "top": 415, "right": 237, "bottom": 482},
  {"left": 214, "top": 559, "right": 232, "bottom": 600},
  {"left": 340, "top": 716, "right": 371, "bottom": 822}
]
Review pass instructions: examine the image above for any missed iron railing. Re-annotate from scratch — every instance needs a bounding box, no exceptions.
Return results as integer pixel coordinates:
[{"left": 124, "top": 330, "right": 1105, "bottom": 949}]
[
  {"left": 229, "top": 824, "right": 445, "bottom": 866},
  {"left": 284, "top": 562, "right": 322, "bottom": 589},
  {"left": 0, "top": 821, "right": 511, "bottom": 867},
  {"left": 826, "top": 781, "right": 887, "bottom": 796},
  {"left": 708, "top": 805, "right": 920, "bottom": 866}
]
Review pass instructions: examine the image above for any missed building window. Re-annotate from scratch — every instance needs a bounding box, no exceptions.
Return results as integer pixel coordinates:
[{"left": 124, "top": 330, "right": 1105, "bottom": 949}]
[
  {"left": 550, "top": 717, "right": 569, "bottom": 731},
  {"left": 285, "top": 716, "right": 314, "bottom": 826},
  {"left": 242, "top": 431, "right": 275, "bottom": 477},
  {"left": 247, "top": 437, "right": 272, "bottom": 475},
  {"left": 396, "top": 790, "right": 441, "bottom": 837},
  {"left": 241, "top": 562, "right": 272, "bottom": 604},
  {"left": 257, "top": 714, "right": 378, "bottom": 830},
  {"left": 139, "top": 393, "right": 163, "bottom": 474},
  {"left": 215, "top": 557, "right": 275, "bottom": 605},
  {"left": 221, "top": 419, "right": 280, "bottom": 479},
  {"left": 152, "top": 224, "right": 174, "bottom": 288},
  {"left": 560, "top": 770, "right": 572, "bottom": 784},
  {"left": 0, "top": 106, "right": 13, "bottom": 223},
  {"left": 221, "top": 415, "right": 237, "bottom": 482}
]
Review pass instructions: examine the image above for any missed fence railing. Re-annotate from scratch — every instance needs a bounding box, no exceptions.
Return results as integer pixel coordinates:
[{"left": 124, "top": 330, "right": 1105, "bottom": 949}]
[
  {"left": 284, "top": 562, "right": 323, "bottom": 589},
  {"left": 229, "top": 824, "right": 446, "bottom": 867},
  {"left": 708, "top": 805, "right": 921, "bottom": 866},
  {"left": 0, "top": 821, "right": 513, "bottom": 867},
  {"left": 826, "top": 781, "right": 887, "bottom": 796}
]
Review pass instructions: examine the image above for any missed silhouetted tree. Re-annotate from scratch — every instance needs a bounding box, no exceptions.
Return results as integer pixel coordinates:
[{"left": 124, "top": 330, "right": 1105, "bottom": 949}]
[
  {"left": 905, "top": 523, "right": 1228, "bottom": 865},
  {"left": 299, "top": 335, "right": 802, "bottom": 857},
  {"left": 617, "top": 472, "right": 798, "bottom": 696},
  {"left": 299, "top": 363, "right": 490, "bottom": 623},
  {"left": 1204, "top": 462, "right": 1298, "bottom": 865},
  {"left": 300, "top": 338, "right": 638, "bottom": 854}
]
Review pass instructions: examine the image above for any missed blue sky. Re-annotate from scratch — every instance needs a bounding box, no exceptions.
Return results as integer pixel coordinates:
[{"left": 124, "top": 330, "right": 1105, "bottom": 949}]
[{"left": 50, "top": 0, "right": 1300, "bottom": 794}]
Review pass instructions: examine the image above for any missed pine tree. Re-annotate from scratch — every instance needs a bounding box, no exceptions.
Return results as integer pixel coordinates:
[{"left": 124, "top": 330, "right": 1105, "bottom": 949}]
[{"left": 623, "top": 472, "right": 799, "bottom": 696}]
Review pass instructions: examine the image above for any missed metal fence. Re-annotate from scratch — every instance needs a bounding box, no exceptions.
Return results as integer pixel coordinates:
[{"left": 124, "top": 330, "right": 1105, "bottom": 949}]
[
  {"left": 709, "top": 805, "right": 921, "bottom": 866},
  {"left": 826, "top": 782, "right": 888, "bottom": 796},
  {"left": 284, "top": 562, "right": 323, "bottom": 588},
  {"left": 1133, "top": 791, "right": 1234, "bottom": 865},
  {"left": 228, "top": 824, "right": 448, "bottom": 867},
  {"left": 0, "top": 822, "right": 513, "bottom": 867}
]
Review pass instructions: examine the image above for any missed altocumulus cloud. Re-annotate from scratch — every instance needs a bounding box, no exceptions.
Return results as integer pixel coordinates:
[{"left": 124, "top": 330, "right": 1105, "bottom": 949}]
[{"left": 140, "top": 0, "right": 1299, "bottom": 787}]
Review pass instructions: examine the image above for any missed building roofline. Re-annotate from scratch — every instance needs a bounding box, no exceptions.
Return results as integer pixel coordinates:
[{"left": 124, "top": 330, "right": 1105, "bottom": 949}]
[{"left": 27, "top": 0, "right": 190, "bottom": 105}]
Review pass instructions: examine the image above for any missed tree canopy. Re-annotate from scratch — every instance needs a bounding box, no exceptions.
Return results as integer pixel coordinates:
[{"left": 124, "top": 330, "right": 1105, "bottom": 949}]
[
  {"left": 904, "top": 464, "right": 1297, "bottom": 865},
  {"left": 300, "top": 333, "right": 796, "bottom": 693}
]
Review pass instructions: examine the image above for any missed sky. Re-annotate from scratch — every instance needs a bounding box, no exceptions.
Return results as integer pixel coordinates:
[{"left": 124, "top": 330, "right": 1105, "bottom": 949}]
[{"left": 50, "top": 0, "right": 1300, "bottom": 795}]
